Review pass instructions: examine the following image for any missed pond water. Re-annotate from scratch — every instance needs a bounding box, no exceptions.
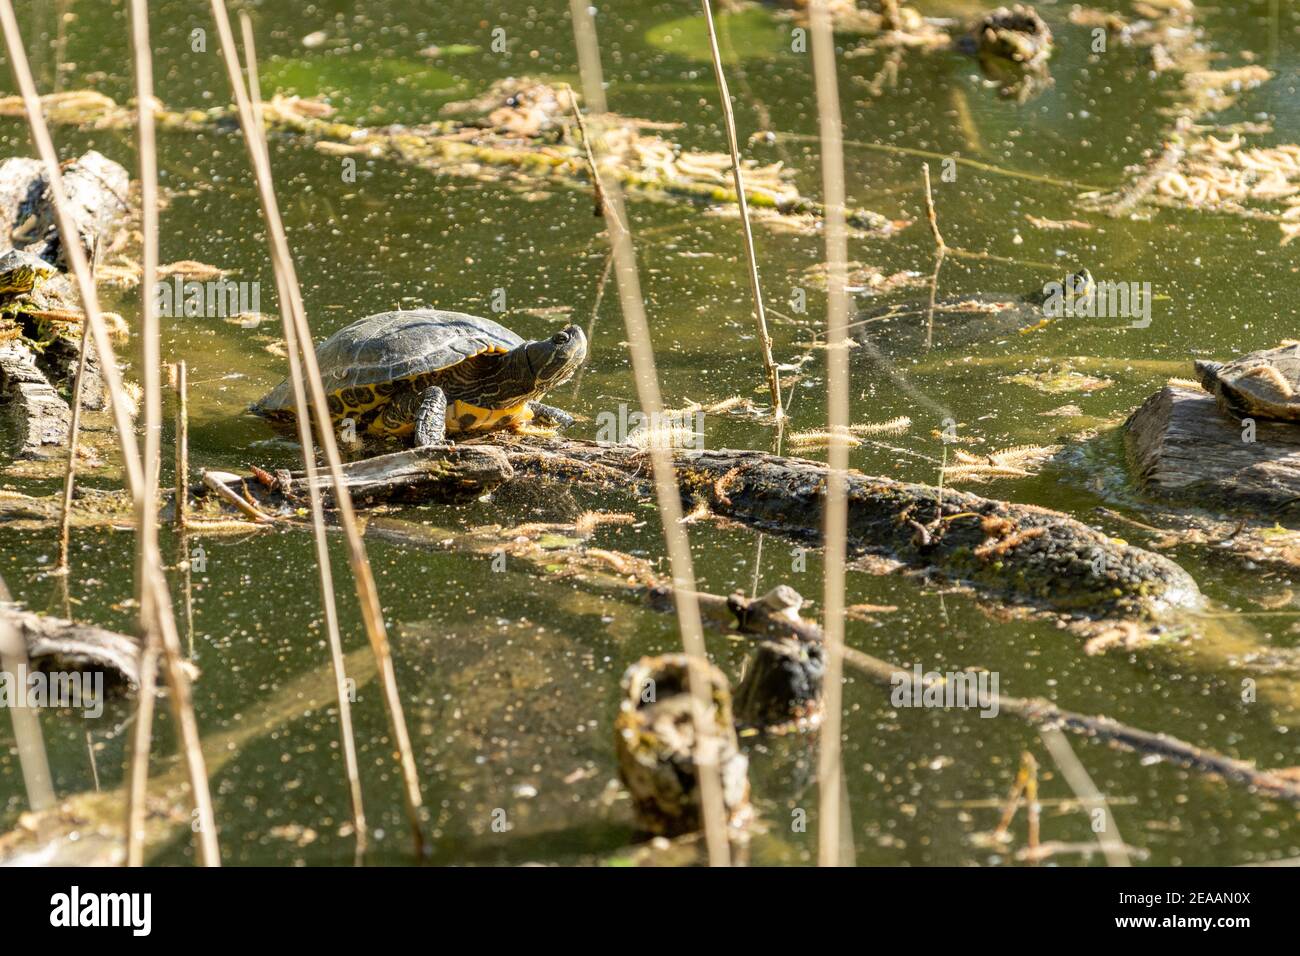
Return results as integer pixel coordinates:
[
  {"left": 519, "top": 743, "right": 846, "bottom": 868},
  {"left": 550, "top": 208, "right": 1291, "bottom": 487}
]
[{"left": 1, "top": 0, "right": 1298, "bottom": 865}]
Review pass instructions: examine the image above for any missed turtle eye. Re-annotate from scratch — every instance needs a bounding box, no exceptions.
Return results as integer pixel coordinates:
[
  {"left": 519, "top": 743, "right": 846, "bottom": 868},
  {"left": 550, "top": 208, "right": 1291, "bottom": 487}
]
[{"left": 552, "top": 331, "right": 570, "bottom": 346}]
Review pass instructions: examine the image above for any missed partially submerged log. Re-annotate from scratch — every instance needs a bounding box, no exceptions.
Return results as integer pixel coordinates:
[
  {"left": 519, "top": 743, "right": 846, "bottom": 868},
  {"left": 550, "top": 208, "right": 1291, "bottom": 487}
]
[
  {"left": 348, "top": 512, "right": 1300, "bottom": 804},
  {"left": 0, "top": 339, "right": 70, "bottom": 459},
  {"left": 1125, "top": 383, "right": 1300, "bottom": 516},
  {"left": 1, "top": 605, "right": 139, "bottom": 686},
  {"left": 496, "top": 439, "right": 1202, "bottom": 620},
  {"left": 218, "top": 444, "right": 514, "bottom": 510},
  {"left": 0, "top": 149, "right": 132, "bottom": 436}
]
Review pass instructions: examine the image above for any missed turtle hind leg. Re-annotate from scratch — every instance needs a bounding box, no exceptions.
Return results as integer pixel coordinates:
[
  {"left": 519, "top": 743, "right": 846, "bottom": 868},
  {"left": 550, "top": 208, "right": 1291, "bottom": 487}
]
[
  {"left": 528, "top": 401, "right": 574, "bottom": 430},
  {"left": 413, "top": 384, "right": 449, "bottom": 447}
]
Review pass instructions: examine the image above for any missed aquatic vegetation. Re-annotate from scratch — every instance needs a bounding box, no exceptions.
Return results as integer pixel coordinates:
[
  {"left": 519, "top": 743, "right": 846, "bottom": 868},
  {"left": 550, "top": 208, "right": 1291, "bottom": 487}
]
[
  {"left": 0, "top": 85, "right": 895, "bottom": 237},
  {"left": 942, "top": 444, "right": 1062, "bottom": 484},
  {"left": 1001, "top": 368, "right": 1114, "bottom": 394}
]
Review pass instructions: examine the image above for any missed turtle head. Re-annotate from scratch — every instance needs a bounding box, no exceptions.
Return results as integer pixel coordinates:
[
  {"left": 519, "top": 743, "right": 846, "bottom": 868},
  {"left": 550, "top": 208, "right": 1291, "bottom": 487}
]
[
  {"left": 523, "top": 325, "right": 587, "bottom": 392},
  {"left": 1194, "top": 359, "right": 1224, "bottom": 392}
]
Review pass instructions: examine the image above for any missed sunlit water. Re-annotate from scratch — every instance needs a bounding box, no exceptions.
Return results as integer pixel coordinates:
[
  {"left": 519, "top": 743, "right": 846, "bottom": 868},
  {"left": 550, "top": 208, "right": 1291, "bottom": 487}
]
[{"left": 1, "top": 0, "right": 1298, "bottom": 865}]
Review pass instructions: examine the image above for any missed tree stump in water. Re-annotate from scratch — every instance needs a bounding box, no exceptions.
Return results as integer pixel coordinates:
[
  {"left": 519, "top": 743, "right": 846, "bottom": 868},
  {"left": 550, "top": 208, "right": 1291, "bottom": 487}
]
[
  {"left": 1124, "top": 384, "right": 1300, "bottom": 517},
  {"left": 614, "top": 654, "right": 751, "bottom": 838}
]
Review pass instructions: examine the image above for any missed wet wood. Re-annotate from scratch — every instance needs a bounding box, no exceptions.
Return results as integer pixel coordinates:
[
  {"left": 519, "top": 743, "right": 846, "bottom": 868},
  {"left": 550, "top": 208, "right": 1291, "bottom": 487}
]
[
  {"left": 235, "top": 444, "right": 514, "bottom": 509},
  {"left": 496, "top": 439, "right": 1202, "bottom": 620},
  {"left": 1125, "top": 383, "right": 1300, "bottom": 516},
  {"left": 2, "top": 605, "right": 140, "bottom": 685}
]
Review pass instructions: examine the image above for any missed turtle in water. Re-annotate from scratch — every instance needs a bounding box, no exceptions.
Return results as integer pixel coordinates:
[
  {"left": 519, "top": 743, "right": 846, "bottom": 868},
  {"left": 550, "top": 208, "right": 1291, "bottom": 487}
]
[
  {"left": 252, "top": 309, "right": 586, "bottom": 446},
  {"left": 854, "top": 268, "right": 1093, "bottom": 359},
  {"left": 1195, "top": 344, "right": 1300, "bottom": 422},
  {"left": 0, "top": 249, "right": 58, "bottom": 303}
]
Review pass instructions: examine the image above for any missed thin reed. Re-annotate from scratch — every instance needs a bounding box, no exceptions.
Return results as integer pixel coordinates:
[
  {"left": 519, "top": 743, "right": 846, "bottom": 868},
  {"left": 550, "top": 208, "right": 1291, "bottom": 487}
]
[
  {"left": 123, "top": 0, "right": 166, "bottom": 868},
  {"left": 569, "top": 0, "right": 731, "bottom": 866},
  {"left": 0, "top": 0, "right": 220, "bottom": 866},
  {"left": 53, "top": 280, "right": 92, "bottom": 574},
  {"left": 242, "top": 6, "right": 367, "bottom": 854},
  {"left": 808, "top": 0, "right": 854, "bottom": 868},
  {"left": 173, "top": 361, "right": 189, "bottom": 529},
  {"left": 211, "top": 0, "right": 420, "bottom": 854},
  {"left": 1038, "top": 727, "right": 1132, "bottom": 867},
  {"left": 0, "top": 575, "right": 55, "bottom": 811},
  {"left": 699, "top": 0, "right": 783, "bottom": 419}
]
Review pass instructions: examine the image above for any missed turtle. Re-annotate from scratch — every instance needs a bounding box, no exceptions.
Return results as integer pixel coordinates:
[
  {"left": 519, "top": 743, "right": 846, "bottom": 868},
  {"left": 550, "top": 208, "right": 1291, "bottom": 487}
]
[
  {"left": 0, "top": 249, "right": 58, "bottom": 301},
  {"left": 252, "top": 309, "right": 587, "bottom": 446},
  {"left": 1195, "top": 344, "right": 1300, "bottom": 422}
]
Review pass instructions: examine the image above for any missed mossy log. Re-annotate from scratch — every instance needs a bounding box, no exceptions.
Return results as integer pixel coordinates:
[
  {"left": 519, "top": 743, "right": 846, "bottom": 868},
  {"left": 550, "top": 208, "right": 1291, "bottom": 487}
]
[
  {"left": 1125, "top": 383, "right": 1300, "bottom": 517},
  {"left": 496, "top": 439, "right": 1201, "bottom": 620}
]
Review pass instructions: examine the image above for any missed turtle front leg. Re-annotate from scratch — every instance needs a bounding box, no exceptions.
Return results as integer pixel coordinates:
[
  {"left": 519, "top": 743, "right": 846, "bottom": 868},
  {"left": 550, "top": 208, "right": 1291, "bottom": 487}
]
[
  {"left": 528, "top": 401, "right": 574, "bottom": 431},
  {"left": 413, "top": 385, "right": 449, "bottom": 447}
]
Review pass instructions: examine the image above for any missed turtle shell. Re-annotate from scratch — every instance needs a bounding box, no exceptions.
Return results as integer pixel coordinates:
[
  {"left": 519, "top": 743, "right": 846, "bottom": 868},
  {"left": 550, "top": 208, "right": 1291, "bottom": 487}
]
[
  {"left": 0, "top": 249, "right": 57, "bottom": 295},
  {"left": 255, "top": 309, "right": 522, "bottom": 415},
  {"left": 1196, "top": 345, "right": 1300, "bottom": 422}
]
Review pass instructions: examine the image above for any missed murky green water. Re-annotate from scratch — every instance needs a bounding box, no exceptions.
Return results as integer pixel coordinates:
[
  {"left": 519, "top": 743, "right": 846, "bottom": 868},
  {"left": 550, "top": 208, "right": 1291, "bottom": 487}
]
[{"left": 2, "top": 0, "right": 1299, "bottom": 865}]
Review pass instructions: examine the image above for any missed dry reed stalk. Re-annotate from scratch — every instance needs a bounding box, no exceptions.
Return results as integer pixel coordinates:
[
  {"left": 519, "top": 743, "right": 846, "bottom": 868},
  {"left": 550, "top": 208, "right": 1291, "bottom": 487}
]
[
  {"left": 235, "top": 7, "right": 368, "bottom": 854},
  {"left": 0, "top": 0, "right": 220, "bottom": 866},
  {"left": 808, "top": 0, "right": 854, "bottom": 868},
  {"left": 213, "top": 0, "right": 419, "bottom": 853},
  {"left": 564, "top": 85, "right": 605, "bottom": 217},
  {"left": 1038, "top": 726, "right": 1132, "bottom": 867},
  {"left": 921, "top": 163, "right": 946, "bottom": 351},
  {"left": 0, "top": 575, "right": 55, "bottom": 811},
  {"left": 1024, "top": 750, "right": 1040, "bottom": 865},
  {"left": 173, "top": 361, "right": 189, "bottom": 529},
  {"left": 699, "top": 0, "right": 783, "bottom": 419},
  {"left": 921, "top": 162, "right": 946, "bottom": 254},
  {"left": 993, "top": 760, "right": 1029, "bottom": 841},
  {"left": 569, "top": 0, "right": 731, "bottom": 866},
  {"left": 54, "top": 243, "right": 94, "bottom": 573},
  {"left": 125, "top": 0, "right": 218, "bottom": 868},
  {"left": 569, "top": 248, "right": 613, "bottom": 399}
]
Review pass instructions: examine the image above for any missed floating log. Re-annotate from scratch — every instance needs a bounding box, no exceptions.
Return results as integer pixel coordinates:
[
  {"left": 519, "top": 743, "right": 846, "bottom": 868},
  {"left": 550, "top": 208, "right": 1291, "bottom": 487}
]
[
  {"left": 1125, "top": 383, "right": 1300, "bottom": 516},
  {"left": 497, "top": 439, "right": 1202, "bottom": 620},
  {"left": 0, "top": 339, "right": 70, "bottom": 459},
  {"left": 1, "top": 605, "right": 140, "bottom": 686}
]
